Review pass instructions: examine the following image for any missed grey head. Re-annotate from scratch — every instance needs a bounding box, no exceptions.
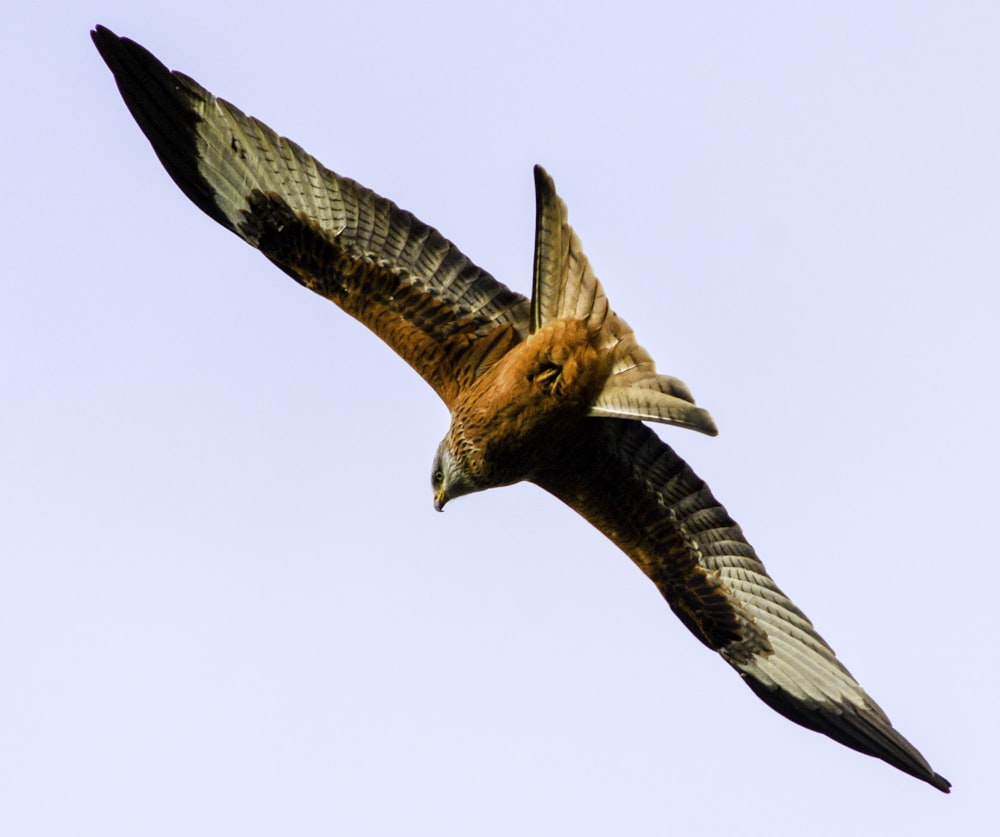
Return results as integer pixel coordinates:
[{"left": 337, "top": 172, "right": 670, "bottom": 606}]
[{"left": 431, "top": 437, "right": 479, "bottom": 512}]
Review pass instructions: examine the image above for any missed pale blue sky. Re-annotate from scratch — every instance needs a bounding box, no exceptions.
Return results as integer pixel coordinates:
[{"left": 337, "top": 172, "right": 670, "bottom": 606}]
[{"left": 3, "top": 2, "right": 997, "bottom": 834}]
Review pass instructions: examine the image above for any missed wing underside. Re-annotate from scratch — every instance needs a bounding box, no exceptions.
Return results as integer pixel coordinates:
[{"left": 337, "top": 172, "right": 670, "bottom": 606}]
[
  {"left": 532, "top": 418, "right": 950, "bottom": 793},
  {"left": 92, "top": 25, "right": 529, "bottom": 406}
]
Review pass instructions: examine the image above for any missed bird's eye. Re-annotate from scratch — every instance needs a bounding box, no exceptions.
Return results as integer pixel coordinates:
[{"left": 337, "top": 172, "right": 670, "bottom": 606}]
[{"left": 433, "top": 469, "right": 444, "bottom": 486}]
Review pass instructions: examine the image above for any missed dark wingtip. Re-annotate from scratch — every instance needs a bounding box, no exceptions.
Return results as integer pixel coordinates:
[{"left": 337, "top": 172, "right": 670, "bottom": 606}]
[
  {"left": 928, "top": 771, "right": 952, "bottom": 794},
  {"left": 91, "top": 25, "right": 133, "bottom": 69},
  {"left": 91, "top": 24, "right": 236, "bottom": 233},
  {"left": 91, "top": 24, "right": 114, "bottom": 46},
  {"left": 743, "top": 675, "right": 951, "bottom": 793}
]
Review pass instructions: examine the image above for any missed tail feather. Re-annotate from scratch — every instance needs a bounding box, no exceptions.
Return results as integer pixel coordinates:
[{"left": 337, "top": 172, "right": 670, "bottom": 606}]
[
  {"left": 530, "top": 166, "right": 717, "bottom": 436},
  {"left": 531, "top": 166, "right": 608, "bottom": 336}
]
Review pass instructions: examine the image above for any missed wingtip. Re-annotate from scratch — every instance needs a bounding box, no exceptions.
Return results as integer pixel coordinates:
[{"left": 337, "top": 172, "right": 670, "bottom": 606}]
[
  {"left": 742, "top": 676, "right": 951, "bottom": 794},
  {"left": 91, "top": 25, "right": 241, "bottom": 235},
  {"left": 90, "top": 24, "right": 118, "bottom": 53},
  {"left": 928, "top": 771, "right": 952, "bottom": 794}
]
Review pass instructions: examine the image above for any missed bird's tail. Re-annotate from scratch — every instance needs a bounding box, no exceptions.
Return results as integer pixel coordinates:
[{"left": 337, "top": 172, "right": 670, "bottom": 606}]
[{"left": 529, "top": 166, "right": 717, "bottom": 436}]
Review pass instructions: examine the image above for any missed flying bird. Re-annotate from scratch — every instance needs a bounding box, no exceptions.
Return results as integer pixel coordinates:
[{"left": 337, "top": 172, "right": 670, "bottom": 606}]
[{"left": 92, "top": 25, "right": 950, "bottom": 792}]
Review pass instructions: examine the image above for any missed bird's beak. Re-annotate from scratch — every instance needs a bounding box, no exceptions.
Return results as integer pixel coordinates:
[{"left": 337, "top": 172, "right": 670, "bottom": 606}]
[{"left": 434, "top": 489, "right": 446, "bottom": 513}]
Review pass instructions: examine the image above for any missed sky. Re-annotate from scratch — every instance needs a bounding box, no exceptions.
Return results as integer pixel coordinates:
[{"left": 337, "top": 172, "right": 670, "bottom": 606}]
[{"left": 3, "top": 1, "right": 998, "bottom": 834}]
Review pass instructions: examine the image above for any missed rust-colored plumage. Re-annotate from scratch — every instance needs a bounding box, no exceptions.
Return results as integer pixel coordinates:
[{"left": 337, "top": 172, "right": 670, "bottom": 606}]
[
  {"left": 92, "top": 25, "right": 950, "bottom": 792},
  {"left": 436, "top": 318, "right": 612, "bottom": 503}
]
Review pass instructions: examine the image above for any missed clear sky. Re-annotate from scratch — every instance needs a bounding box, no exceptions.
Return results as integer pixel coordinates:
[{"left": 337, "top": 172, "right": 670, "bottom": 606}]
[{"left": 3, "top": 1, "right": 997, "bottom": 834}]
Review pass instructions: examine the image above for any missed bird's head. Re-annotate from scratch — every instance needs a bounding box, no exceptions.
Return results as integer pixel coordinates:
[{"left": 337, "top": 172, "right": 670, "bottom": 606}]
[{"left": 431, "top": 438, "right": 478, "bottom": 512}]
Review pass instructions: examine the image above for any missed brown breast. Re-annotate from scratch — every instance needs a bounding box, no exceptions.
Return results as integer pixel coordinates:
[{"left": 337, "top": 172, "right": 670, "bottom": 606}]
[{"left": 447, "top": 318, "right": 613, "bottom": 487}]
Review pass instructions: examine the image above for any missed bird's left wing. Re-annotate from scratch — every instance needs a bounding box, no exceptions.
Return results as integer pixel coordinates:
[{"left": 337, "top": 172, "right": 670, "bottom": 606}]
[
  {"left": 92, "top": 26, "right": 528, "bottom": 407},
  {"left": 531, "top": 418, "right": 951, "bottom": 792}
]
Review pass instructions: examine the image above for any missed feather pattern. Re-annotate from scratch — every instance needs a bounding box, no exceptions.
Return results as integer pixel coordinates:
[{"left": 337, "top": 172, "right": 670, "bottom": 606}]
[
  {"left": 91, "top": 26, "right": 527, "bottom": 406},
  {"left": 532, "top": 419, "right": 950, "bottom": 792}
]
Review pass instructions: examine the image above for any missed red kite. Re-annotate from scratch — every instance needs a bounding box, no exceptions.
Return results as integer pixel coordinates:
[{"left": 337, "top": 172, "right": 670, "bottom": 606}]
[{"left": 92, "top": 25, "right": 949, "bottom": 792}]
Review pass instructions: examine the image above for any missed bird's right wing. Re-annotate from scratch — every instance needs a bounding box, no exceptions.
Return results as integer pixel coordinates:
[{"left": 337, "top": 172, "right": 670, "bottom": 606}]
[
  {"left": 92, "top": 26, "right": 529, "bottom": 407},
  {"left": 531, "top": 418, "right": 950, "bottom": 792}
]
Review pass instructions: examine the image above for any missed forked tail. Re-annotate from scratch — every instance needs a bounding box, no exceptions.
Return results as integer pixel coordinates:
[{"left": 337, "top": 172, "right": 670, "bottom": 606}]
[{"left": 530, "top": 166, "right": 717, "bottom": 436}]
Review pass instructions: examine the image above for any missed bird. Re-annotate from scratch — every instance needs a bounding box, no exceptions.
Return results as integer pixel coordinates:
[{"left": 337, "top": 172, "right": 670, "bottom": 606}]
[{"left": 91, "top": 24, "right": 950, "bottom": 793}]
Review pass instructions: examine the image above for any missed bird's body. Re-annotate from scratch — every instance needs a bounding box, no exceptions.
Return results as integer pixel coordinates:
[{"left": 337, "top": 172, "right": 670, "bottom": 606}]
[
  {"left": 92, "top": 25, "right": 950, "bottom": 792},
  {"left": 440, "top": 318, "right": 610, "bottom": 500}
]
